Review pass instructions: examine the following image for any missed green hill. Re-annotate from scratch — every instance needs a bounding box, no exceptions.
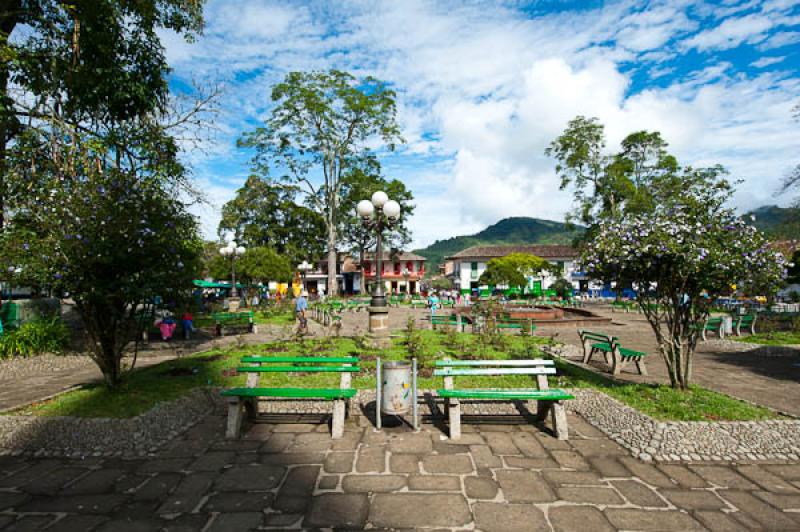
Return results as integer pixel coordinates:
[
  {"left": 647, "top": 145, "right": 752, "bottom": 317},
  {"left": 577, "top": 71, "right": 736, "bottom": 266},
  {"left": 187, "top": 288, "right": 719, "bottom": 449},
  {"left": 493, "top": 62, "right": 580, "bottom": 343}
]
[
  {"left": 414, "top": 217, "right": 579, "bottom": 273},
  {"left": 745, "top": 205, "right": 800, "bottom": 239}
]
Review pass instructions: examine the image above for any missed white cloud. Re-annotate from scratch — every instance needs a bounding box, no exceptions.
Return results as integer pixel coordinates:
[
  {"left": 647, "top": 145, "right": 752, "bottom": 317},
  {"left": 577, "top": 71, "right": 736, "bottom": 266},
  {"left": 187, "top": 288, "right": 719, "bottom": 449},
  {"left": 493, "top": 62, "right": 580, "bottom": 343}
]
[
  {"left": 751, "top": 55, "right": 786, "bottom": 67},
  {"left": 682, "top": 14, "right": 773, "bottom": 51}
]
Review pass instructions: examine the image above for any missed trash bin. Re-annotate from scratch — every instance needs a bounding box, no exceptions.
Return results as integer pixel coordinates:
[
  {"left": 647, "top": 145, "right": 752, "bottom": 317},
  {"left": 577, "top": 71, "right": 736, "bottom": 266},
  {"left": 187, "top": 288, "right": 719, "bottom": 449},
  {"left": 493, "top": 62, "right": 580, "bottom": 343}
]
[{"left": 375, "top": 358, "right": 418, "bottom": 430}]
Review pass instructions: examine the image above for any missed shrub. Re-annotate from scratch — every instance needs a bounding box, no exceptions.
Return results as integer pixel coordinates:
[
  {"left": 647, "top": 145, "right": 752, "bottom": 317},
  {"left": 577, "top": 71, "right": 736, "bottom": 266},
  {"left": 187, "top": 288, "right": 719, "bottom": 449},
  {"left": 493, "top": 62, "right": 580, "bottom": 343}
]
[{"left": 0, "top": 318, "right": 71, "bottom": 358}]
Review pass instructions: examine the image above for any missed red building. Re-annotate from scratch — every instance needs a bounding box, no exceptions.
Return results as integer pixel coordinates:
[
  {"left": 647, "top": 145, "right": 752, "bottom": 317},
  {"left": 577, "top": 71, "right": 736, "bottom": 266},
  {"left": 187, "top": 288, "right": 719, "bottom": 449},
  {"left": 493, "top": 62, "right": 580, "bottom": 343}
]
[{"left": 361, "top": 251, "right": 426, "bottom": 295}]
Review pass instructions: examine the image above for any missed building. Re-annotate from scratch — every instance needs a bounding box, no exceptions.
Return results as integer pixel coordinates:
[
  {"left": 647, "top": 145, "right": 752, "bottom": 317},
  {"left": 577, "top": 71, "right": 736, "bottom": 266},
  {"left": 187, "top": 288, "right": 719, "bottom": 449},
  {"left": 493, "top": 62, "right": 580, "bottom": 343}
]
[
  {"left": 445, "top": 244, "right": 583, "bottom": 294},
  {"left": 361, "top": 251, "right": 426, "bottom": 295}
]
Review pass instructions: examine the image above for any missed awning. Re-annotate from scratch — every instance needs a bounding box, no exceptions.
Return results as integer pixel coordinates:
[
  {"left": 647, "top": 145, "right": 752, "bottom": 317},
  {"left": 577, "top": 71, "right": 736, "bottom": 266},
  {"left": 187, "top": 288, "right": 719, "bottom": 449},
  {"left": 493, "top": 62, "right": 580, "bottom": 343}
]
[{"left": 192, "top": 280, "right": 245, "bottom": 289}]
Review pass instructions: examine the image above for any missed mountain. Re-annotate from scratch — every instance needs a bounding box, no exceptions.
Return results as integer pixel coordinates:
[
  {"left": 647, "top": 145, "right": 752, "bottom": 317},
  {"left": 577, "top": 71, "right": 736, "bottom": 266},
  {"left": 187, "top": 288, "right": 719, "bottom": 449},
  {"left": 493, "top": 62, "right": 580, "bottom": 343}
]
[
  {"left": 745, "top": 205, "right": 800, "bottom": 240},
  {"left": 414, "top": 217, "right": 580, "bottom": 273}
]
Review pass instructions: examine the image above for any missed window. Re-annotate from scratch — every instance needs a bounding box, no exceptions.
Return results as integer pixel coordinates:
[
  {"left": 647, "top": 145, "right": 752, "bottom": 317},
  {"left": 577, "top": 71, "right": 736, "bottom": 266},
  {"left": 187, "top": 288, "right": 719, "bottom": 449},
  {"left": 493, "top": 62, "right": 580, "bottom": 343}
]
[{"left": 471, "top": 262, "right": 478, "bottom": 271}]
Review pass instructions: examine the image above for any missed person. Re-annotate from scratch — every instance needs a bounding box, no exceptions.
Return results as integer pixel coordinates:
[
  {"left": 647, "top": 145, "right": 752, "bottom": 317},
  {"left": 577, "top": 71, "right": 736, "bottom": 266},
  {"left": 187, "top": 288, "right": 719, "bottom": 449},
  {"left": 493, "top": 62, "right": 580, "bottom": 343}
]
[
  {"left": 251, "top": 293, "right": 260, "bottom": 307},
  {"left": 296, "top": 290, "right": 309, "bottom": 331},
  {"left": 181, "top": 310, "right": 194, "bottom": 340},
  {"left": 157, "top": 314, "right": 177, "bottom": 341},
  {"left": 428, "top": 291, "right": 439, "bottom": 319}
]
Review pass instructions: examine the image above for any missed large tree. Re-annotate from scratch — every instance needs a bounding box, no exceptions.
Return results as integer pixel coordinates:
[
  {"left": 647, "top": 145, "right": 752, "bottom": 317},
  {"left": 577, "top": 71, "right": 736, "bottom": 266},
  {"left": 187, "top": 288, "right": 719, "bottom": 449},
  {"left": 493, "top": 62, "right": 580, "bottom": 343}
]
[
  {"left": 239, "top": 70, "right": 403, "bottom": 295},
  {"left": 0, "top": 0, "right": 203, "bottom": 228},
  {"left": 479, "top": 253, "right": 556, "bottom": 288},
  {"left": 218, "top": 175, "right": 325, "bottom": 265}
]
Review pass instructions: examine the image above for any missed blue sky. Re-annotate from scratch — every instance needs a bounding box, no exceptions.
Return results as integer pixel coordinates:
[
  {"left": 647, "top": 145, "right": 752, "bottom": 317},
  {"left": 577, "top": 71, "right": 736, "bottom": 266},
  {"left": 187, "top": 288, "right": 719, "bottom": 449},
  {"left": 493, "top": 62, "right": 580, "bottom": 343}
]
[{"left": 159, "top": 0, "right": 800, "bottom": 248}]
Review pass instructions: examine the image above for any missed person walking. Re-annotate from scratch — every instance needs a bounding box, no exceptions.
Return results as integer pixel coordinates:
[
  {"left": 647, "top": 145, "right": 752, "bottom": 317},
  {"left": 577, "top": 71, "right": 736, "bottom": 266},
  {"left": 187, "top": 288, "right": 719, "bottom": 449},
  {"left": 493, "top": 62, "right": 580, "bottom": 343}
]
[
  {"left": 295, "top": 290, "right": 309, "bottom": 332},
  {"left": 428, "top": 291, "right": 439, "bottom": 319}
]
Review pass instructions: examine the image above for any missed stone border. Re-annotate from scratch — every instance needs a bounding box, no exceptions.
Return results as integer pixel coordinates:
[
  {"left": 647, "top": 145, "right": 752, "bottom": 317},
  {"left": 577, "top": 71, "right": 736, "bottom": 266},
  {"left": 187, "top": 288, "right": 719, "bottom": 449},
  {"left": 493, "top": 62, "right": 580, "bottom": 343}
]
[{"left": 0, "top": 388, "right": 220, "bottom": 458}]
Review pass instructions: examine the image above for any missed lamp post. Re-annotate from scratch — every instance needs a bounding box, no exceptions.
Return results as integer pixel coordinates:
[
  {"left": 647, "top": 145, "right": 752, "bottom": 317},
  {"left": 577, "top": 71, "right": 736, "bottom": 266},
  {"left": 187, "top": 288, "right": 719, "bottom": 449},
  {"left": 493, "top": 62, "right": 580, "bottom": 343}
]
[
  {"left": 298, "top": 260, "right": 312, "bottom": 292},
  {"left": 402, "top": 267, "right": 411, "bottom": 297},
  {"left": 219, "top": 241, "right": 246, "bottom": 298}
]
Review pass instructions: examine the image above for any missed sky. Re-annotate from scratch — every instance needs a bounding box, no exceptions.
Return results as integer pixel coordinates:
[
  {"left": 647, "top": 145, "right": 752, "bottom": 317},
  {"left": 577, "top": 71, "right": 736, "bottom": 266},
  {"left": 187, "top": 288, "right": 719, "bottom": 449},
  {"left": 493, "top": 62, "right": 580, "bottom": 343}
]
[{"left": 160, "top": 0, "right": 800, "bottom": 249}]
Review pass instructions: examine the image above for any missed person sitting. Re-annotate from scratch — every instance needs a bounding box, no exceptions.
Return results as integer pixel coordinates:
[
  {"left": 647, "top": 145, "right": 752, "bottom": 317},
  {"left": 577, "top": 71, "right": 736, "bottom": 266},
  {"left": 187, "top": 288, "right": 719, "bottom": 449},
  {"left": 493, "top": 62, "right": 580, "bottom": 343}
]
[{"left": 157, "top": 314, "right": 177, "bottom": 341}]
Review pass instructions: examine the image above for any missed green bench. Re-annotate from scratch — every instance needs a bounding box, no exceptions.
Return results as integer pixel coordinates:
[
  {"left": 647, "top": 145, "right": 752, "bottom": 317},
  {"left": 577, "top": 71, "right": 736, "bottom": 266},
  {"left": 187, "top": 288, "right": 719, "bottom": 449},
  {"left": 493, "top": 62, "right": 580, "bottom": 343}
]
[
  {"left": 578, "top": 330, "right": 647, "bottom": 376},
  {"left": 431, "top": 314, "right": 465, "bottom": 331},
  {"left": 0, "top": 303, "right": 20, "bottom": 329},
  {"left": 700, "top": 317, "right": 725, "bottom": 341},
  {"left": 222, "top": 355, "right": 359, "bottom": 439},
  {"left": 410, "top": 299, "right": 427, "bottom": 309},
  {"left": 494, "top": 317, "right": 537, "bottom": 334},
  {"left": 611, "top": 301, "right": 632, "bottom": 313},
  {"left": 732, "top": 314, "right": 756, "bottom": 336},
  {"left": 435, "top": 359, "right": 573, "bottom": 440},
  {"left": 212, "top": 311, "right": 255, "bottom": 336}
]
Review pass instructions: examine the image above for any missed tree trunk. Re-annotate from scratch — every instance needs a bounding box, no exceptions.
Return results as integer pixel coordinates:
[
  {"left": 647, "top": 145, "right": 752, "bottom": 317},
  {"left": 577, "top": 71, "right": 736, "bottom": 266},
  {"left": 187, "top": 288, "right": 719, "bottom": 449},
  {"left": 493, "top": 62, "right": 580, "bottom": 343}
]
[{"left": 327, "top": 226, "right": 338, "bottom": 297}]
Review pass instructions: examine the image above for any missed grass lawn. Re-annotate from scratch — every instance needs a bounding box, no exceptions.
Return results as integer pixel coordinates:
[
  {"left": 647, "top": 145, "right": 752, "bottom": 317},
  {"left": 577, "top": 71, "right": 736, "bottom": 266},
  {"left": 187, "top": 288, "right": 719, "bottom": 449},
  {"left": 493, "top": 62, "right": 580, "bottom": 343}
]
[
  {"left": 253, "top": 309, "right": 296, "bottom": 326},
  {"left": 731, "top": 331, "right": 800, "bottom": 346},
  {"left": 13, "top": 330, "right": 782, "bottom": 422}
]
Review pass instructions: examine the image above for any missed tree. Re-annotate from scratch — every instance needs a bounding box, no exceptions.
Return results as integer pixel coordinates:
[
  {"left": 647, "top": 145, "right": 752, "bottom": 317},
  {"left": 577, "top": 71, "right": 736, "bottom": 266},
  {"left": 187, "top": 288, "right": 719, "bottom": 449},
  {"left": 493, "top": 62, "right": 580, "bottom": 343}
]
[
  {"left": 0, "top": 0, "right": 204, "bottom": 228},
  {"left": 479, "top": 253, "right": 556, "bottom": 288},
  {"left": 583, "top": 170, "right": 785, "bottom": 390},
  {"left": 779, "top": 102, "right": 800, "bottom": 208},
  {"left": 239, "top": 70, "right": 403, "bottom": 296},
  {"left": 237, "top": 247, "right": 293, "bottom": 285},
  {"left": 218, "top": 175, "right": 325, "bottom": 264},
  {"left": 787, "top": 250, "right": 800, "bottom": 285}
]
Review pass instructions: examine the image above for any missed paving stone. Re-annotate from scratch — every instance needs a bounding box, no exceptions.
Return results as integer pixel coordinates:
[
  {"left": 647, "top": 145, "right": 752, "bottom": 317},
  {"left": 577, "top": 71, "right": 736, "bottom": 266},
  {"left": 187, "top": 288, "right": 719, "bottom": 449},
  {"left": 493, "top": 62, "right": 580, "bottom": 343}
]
[
  {"left": 136, "top": 458, "right": 192, "bottom": 474},
  {"left": 764, "top": 464, "right": 800, "bottom": 482},
  {"left": 342, "top": 474, "right": 406, "bottom": 492},
  {"left": 568, "top": 415, "right": 608, "bottom": 438},
  {"left": 694, "top": 510, "right": 751, "bottom": 531},
  {"left": 324, "top": 452, "right": 354, "bottom": 473},
  {"left": 3, "top": 515, "right": 57, "bottom": 532},
  {"left": 484, "top": 432, "right": 520, "bottom": 455},
  {"left": 719, "top": 490, "right": 800, "bottom": 530},
  {"left": 588, "top": 456, "right": 630, "bottom": 477},
  {"left": 444, "top": 433, "right": 485, "bottom": 445},
  {"left": 356, "top": 446, "right": 386, "bottom": 473},
  {"left": 543, "top": 470, "right": 604, "bottom": 486},
  {"left": 550, "top": 450, "right": 590, "bottom": 470},
  {"left": 510, "top": 432, "right": 547, "bottom": 457},
  {"left": 61, "top": 468, "right": 127, "bottom": 495},
  {"left": 389, "top": 453, "right": 419, "bottom": 473},
  {"left": 187, "top": 452, "right": 234, "bottom": 472},
  {"left": 604, "top": 508, "right": 706, "bottom": 530},
  {"left": 317, "top": 475, "right": 339, "bottom": 490},
  {"left": 370, "top": 493, "right": 471, "bottom": 528},
  {"left": 754, "top": 491, "right": 800, "bottom": 510},
  {"left": 690, "top": 465, "right": 759, "bottom": 489},
  {"left": 464, "top": 477, "right": 499, "bottom": 499},
  {"left": 260, "top": 452, "right": 325, "bottom": 465},
  {"left": 657, "top": 464, "right": 709, "bottom": 488},
  {"left": 214, "top": 464, "right": 285, "bottom": 491},
  {"left": 569, "top": 438, "right": 625, "bottom": 457},
  {"left": 619, "top": 457, "right": 674, "bottom": 488},
  {"left": 202, "top": 491, "right": 274, "bottom": 512},
  {"left": 157, "top": 471, "right": 216, "bottom": 514},
  {"left": 19, "top": 466, "right": 88, "bottom": 496},
  {"left": 113, "top": 473, "right": 150, "bottom": 494},
  {"left": 504, "top": 456, "right": 559, "bottom": 469},
  {"left": 737, "top": 464, "right": 800, "bottom": 494},
  {"left": 273, "top": 465, "right": 320, "bottom": 512},
  {"left": 0, "top": 491, "right": 30, "bottom": 511},
  {"left": 241, "top": 423, "right": 274, "bottom": 440},
  {"left": 289, "top": 432, "right": 334, "bottom": 452},
  {"left": 331, "top": 431, "right": 361, "bottom": 451},
  {"left": 0, "top": 516, "right": 12, "bottom": 529},
  {"left": 496, "top": 470, "right": 556, "bottom": 502},
  {"left": 96, "top": 518, "right": 167, "bottom": 532},
  {"left": 259, "top": 433, "right": 295, "bottom": 453},
  {"left": 479, "top": 424, "right": 517, "bottom": 432},
  {"left": 0, "top": 460, "right": 62, "bottom": 488},
  {"left": 473, "top": 502, "right": 549, "bottom": 532},
  {"left": 112, "top": 500, "right": 161, "bottom": 520},
  {"left": 19, "top": 494, "right": 127, "bottom": 514},
  {"left": 549, "top": 506, "right": 615, "bottom": 532},
  {"left": 408, "top": 474, "right": 461, "bottom": 491},
  {"left": 263, "top": 512, "right": 304, "bottom": 527},
  {"left": 662, "top": 488, "right": 727, "bottom": 510},
  {"left": 422, "top": 454, "right": 473, "bottom": 474},
  {"left": 45, "top": 515, "right": 110, "bottom": 532},
  {"left": 205, "top": 512, "right": 263, "bottom": 532},
  {"left": 534, "top": 432, "right": 571, "bottom": 449},
  {"left": 304, "top": 493, "right": 369, "bottom": 528},
  {"left": 272, "top": 423, "right": 317, "bottom": 433},
  {"left": 469, "top": 445, "right": 502, "bottom": 469},
  {"left": 610, "top": 479, "right": 668, "bottom": 507},
  {"left": 556, "top": 486, "right": 625, "bottom": 505},
  {"left": 133, "top": 472, "right": 182, "bottom": 501},
  {"left": 388, "top": 432, "right": 433, "bottom": 454},
  {"left": 361, "top": 429, "right": 388, "bottom": 445},
  {"left": 160, "top": 514, "right": 213, "bottom": 532}
]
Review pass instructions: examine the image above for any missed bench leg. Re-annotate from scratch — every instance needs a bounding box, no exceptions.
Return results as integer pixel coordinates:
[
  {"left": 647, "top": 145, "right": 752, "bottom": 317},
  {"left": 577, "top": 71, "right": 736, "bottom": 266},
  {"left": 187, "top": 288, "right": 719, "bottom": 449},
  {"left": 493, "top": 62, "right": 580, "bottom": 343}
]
[
  {"left": 448, "top": 399, "right": 461, "bottom": 440},
  {"left": 611, "top": 352, "right": 623, "bottom": 375},
  {"left": 226, "top": 397, "right": 244, "bottom": 439},
  {"left": 536, "top": 400, "right": 551, "bottom": 422},
  {"left": 551, "top": 401, "right": 569, "bottom": 440},
  {"left": 635, "top": 358, "right": 648, "bottom": 376},
  {"left": 332, "top": 399, "right": 345, "bottom": 439}
]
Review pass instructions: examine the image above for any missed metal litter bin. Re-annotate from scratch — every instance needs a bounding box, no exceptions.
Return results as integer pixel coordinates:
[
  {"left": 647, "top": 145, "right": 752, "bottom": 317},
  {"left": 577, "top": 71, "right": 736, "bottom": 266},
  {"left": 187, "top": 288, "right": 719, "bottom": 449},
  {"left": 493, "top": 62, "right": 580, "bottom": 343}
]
[{"left": 376, "top": 358, "right": 418, "bottom": 430}]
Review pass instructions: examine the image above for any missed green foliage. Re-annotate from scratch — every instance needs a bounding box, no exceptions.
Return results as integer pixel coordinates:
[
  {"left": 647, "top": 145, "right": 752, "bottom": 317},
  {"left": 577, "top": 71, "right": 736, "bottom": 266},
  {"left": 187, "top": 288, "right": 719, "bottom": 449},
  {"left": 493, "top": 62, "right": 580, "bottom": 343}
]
[
  {"left": 550, "top": 278, "right": 573, "bottom": 299},
  {"left": 787, "top": 250, "right": 800, "bottom": 285},
  {"left": 479, "top": 252, "right": 555, "bottom": 288},
  {"left": 0, "top": 318, "right": 70, "bottom": 358},
  {"left": 430, "top": 277, "right": 453, "bottom": 290},
  {"left": 414, "top": 217, "right": 580, "bottom": 276},
  {"left": 403, "top": 317, "right": 426, "bottom": 361},
  {"left": 745, "top": 205, "right": 800, "bottom": 241},
  {"left": 218, "top": 175, "right": 325, "bottom": 264},
  {"left": 238, "top": 247, "right": 293, "bottom": 284}
]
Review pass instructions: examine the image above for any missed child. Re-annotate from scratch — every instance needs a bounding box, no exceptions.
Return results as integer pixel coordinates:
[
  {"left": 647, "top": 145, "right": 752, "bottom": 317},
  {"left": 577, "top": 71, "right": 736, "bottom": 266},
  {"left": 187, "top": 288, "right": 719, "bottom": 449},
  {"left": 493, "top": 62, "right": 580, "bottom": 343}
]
[
  {"left": 158, "top": 315, "right": 177, "bottom": 341},
  {"left": 181, "top": 311, "right": 194, "bottom": 340}
]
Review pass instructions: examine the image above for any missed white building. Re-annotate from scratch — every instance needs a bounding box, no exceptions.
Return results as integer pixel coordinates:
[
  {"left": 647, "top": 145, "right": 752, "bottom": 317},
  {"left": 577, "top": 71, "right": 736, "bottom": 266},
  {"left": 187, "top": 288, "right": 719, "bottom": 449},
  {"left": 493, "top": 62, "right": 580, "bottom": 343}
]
[{"left": 445, "top": 244, "right": 585, "bottom": 294}]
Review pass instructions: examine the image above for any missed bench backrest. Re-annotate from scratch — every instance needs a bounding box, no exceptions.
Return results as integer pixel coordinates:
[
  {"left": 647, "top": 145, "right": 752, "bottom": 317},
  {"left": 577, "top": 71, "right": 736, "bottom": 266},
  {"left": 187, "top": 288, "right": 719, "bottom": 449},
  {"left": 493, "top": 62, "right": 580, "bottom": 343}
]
[
  {"left": 238, "top": 355, "right": 359, "bottom": 373},
  {"left": 578, "top": 330, "right": 615, "bottom": 343},
  {"left": 434, "top": 358, "right": 557, "bottom": 390},
  {"left": 706, "top": 317, "right": 723, "bottom": 326}
]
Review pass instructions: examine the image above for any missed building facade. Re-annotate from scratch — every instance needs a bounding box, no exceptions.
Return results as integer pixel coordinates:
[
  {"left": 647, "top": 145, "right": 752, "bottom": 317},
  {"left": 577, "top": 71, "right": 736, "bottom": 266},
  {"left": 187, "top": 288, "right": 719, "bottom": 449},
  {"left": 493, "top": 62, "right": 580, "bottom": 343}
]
[
  {"left": 361, "top": 251, "right": 426, "bottom": 295},
  {"left": 445, "top": 244, "right": 584, "bottom": 293}
]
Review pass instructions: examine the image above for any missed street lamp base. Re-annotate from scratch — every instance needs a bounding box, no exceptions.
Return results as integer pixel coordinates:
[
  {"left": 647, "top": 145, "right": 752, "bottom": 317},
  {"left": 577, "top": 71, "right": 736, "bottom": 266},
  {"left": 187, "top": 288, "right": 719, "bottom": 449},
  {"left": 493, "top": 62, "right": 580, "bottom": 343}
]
[
  {"left": 367, "top": 305, "right": 390, "bottom": 336},
  {"left": 227, "top": 297, "right": 241, "bottom": 312}
]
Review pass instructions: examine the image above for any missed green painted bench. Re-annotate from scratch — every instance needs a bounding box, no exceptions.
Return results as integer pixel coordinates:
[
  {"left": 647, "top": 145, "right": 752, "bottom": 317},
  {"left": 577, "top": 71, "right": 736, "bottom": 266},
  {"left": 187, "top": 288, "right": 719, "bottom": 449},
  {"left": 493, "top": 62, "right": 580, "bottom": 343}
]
[
  {"left": 578, "top": 330, "right": 615, "bottom": 364},
  {"left": 212, "top": 311, "right": 255, "bottom": 336},
  {"left": 222, "top": 355, "right": 359, "bottom": 439},
  {"left": 434, "top": 359, "right": 573, "bottom": 440},
  {"left": 578, "top": 330, "right": 647, "bottom": 376},
  {"left": 700, "top": 317, "right": 725, "bottom": 341},
  {"left": 410, "top": 299, "right": 427, "bottom": 309},
  {"left": 431, "top": 314, "right": 466, "bottom": 331},
  {"left": 611, "top": 301, "right": 632, "bottom": 313},
  {"left": 0, "top": 303, "right": 20, "bottom": 329},
  {"left": 495, "top": 319, "right": 537, "bottom": 334},
  {"left": 732, "top": 314, "right": 756, "bottom": 336}
]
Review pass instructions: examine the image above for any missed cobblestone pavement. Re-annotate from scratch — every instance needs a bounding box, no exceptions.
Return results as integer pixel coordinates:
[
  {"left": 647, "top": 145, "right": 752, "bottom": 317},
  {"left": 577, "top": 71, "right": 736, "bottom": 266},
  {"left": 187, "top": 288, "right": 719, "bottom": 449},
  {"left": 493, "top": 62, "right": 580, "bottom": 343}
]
[{"left": 1, "top": 409, "right": 799, "bottom": 531}]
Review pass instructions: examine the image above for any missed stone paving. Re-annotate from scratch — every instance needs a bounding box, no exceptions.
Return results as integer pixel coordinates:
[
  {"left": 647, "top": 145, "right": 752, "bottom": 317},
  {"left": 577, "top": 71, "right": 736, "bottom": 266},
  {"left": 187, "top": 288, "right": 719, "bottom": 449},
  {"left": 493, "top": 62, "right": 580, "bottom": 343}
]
[{"left": 1, "top": 409, "right": 799, "bottom": 531}]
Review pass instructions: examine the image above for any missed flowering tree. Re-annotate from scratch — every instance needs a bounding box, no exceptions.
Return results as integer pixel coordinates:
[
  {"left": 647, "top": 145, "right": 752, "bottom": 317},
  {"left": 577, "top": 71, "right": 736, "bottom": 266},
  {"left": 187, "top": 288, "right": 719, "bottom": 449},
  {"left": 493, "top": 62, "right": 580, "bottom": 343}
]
[{"left": 583, "top": 172, "right": 786, "bottom": 389}]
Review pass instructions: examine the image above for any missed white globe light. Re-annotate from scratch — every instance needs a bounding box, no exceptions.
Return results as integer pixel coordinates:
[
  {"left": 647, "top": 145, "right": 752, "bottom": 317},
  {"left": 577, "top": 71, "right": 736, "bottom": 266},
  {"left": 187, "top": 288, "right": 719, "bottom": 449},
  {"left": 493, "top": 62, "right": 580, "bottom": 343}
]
[
  {"left": 236, "top": 246, "right": 245, "bottom": 255},
  {"left": 383, "top": 200, "right": 401, "bottom": 220},
  {"left": 229, "top": 241, "right": 237, "bottom": 250},
  {"left": 356, "top": 199, "right": 375, "bottom": 218},
  {"left": 371, "top": 191, "right": 388, "bottom": 208},
  {"left": 219, "top": 247, "right": 229, "bottom": 256}
]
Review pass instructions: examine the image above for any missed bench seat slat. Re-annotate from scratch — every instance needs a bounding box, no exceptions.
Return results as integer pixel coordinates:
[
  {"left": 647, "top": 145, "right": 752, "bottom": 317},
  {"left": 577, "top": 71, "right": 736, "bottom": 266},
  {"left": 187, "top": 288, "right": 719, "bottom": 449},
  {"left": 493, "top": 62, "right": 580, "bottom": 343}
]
[
  {"left": 241, "top": 356, "right": 359, "bottom": 364},
  {"left": 591, "top": 342, "right": 613, "bottom": 352},
  {"left": 236, "top": 366, "right": 360, "bottom": 373},
  {"left": 618, "top": 348, "right": 645, "bottom": 358},
  {"left": 221, "top": 387, "right": 357, "bottom": 399},
  {"left": 434, "top": 367, "right": 557, "bottom": 376},
  {"left": 435, "top": 359, "right": 553, "bottom": 367},
  {"left": 437, "top": 388, "right": 573, "bottom": 401}
]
